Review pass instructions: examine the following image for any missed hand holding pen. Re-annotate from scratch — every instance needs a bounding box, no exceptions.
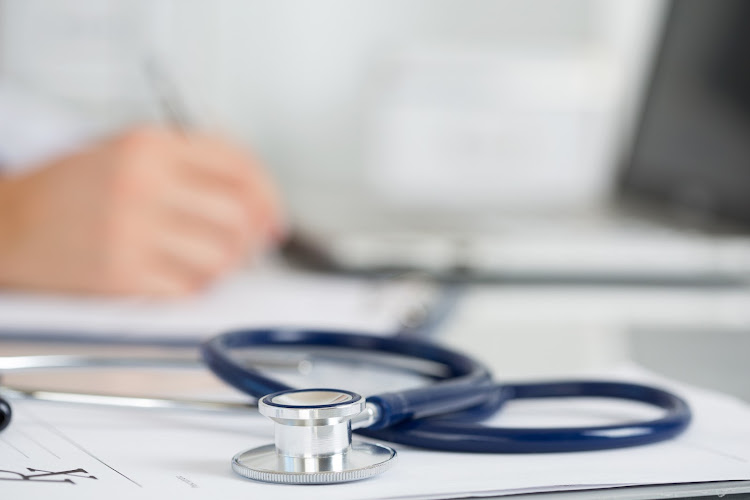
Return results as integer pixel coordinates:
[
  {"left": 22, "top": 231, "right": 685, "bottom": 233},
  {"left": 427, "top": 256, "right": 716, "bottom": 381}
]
[
  {"left": 0, "top": 58, "right": 285, "bottom": 297},
  {"left": 0, "top": 125, "right": 285, "bottom": 296}
]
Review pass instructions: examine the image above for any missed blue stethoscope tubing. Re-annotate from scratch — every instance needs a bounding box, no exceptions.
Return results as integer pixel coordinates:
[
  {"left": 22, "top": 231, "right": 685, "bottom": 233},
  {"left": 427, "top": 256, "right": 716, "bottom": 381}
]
[{"left": 202, "top": 329, "right": 692, "bottom": 453}]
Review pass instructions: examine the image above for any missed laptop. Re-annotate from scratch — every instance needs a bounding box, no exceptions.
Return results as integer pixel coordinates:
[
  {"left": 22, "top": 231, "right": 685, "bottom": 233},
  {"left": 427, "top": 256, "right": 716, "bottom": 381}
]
[{"left": 283, "top": 0, "right": 750, "bottom": 286}]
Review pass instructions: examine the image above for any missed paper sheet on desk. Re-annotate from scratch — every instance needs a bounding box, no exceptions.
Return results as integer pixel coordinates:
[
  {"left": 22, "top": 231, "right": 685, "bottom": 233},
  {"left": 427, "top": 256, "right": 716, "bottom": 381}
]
[
  {"left": 0, "top": 267, "right": 421, "bottom": 342},
  {"left": 1, "top": 367, "right": 750, "bottom": 499}
]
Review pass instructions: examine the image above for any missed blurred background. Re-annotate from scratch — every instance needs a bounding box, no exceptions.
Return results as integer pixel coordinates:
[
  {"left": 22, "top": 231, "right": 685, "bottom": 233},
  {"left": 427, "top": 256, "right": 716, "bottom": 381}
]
[
  {"left": 1, "top": 0, "right": 749, "bottom": 400},
  {"left": 0, "top": 0, "right": 660, "bottom": 214}
]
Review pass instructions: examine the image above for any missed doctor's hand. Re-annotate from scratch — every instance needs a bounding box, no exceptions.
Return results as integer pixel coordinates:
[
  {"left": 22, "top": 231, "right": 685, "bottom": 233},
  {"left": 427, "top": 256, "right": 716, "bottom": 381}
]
[{"left": 0, "top": 126, "right": 284, "bottom": 297}]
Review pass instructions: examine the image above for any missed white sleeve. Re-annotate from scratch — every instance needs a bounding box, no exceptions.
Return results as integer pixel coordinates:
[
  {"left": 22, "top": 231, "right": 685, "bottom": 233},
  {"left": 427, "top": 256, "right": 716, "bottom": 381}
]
[{"left": 0, "top": 82, "right": 93, "bottom": 173}]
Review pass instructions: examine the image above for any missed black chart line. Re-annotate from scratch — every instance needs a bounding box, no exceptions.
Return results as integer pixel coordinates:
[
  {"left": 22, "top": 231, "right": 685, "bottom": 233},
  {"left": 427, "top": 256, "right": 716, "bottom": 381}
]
[
  {"left": 16, "top": 429, "right": 61, "bottom": 459},
  {"left": 21, "top": 408, "right": 143, "bottom": 488},
  {"left": 0, "top": 437, "right": 30, "bottom": 459},
  {"left": 680, "top": 440, "right": 749, "bottom": 464}
]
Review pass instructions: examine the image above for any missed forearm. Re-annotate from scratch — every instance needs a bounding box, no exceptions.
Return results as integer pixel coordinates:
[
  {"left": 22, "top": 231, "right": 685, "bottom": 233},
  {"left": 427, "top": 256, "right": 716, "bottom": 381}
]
[{"left": 0, "top": 166, "right": 99, "bottom": 293}]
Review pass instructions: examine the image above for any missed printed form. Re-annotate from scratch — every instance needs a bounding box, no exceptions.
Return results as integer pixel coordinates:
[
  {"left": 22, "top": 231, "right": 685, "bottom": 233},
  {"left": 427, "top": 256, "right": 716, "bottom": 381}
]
[{"left": 2, "top": 367, "right": 750, "bottom": 499}]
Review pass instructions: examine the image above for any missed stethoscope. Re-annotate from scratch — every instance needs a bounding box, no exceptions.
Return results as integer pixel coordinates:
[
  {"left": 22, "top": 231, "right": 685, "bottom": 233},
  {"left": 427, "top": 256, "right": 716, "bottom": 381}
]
[
  {"left": 0, "top": 328, "right": 692, "bottom": 485},
  {"left": 203, "top": 329, "right": 692, "bottom": 484}
]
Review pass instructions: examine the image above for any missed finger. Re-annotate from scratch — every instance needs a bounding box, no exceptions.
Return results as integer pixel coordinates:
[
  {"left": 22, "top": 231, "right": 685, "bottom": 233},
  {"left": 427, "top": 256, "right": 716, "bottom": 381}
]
[
  {"left": 162, "top": 181, "right": 253, "bottom": 245},
  {"left": 160, "top": 180, "right": 267, "bottom": 266},
  {"left": 96, "top": 262, "right": 196, "bottom": 298},
  {"left": 178, "top": 133, "right": 253, "bottom": 186},
  {"left": 137, "top": 270, "right": 197, "bottom": 298},
  {"left": 164, "top": 203, "right": 257, "bottom": 271},
  {"left": 154, "top": 228, "right": 237, "bottom": 289},
  {"left": 179, "top": 135, "right": 286, "bottom": 241}
]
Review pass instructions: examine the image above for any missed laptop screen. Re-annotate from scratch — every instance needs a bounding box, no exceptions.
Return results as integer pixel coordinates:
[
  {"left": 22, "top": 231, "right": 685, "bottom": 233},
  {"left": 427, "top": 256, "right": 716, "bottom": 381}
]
[{"left": 620, "top": 0, "right": 750, "bottom": 228}]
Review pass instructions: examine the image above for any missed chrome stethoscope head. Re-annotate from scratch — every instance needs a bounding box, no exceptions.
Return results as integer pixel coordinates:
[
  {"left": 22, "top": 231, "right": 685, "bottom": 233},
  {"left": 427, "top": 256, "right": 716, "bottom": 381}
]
[{"left": 232, "top": 388, "right": 397, "bottom": 484}]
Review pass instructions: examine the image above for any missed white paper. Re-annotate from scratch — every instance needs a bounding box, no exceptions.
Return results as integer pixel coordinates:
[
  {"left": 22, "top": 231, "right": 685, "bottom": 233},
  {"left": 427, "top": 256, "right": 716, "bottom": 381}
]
[
  {"left": 1, "top": 367, "right": 749, "bottom": 499},
  {"left": 0, "top": 265, "right": 428, "bottom": 343}
]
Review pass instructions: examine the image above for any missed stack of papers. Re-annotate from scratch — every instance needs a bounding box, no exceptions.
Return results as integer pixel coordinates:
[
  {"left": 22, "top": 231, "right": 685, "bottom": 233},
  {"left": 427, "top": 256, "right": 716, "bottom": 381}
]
[{"left": 0, "top": 267, "right": 427, "bottom": 343}]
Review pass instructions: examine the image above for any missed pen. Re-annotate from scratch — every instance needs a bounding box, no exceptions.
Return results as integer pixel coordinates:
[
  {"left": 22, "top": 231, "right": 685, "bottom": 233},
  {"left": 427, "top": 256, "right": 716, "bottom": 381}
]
[{"left": 143, "top": 58, "right": 191, "bottom": 132}]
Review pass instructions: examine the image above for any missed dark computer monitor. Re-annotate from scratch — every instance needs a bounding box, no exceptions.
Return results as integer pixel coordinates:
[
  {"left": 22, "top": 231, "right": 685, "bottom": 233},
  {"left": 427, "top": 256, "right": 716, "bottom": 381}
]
[{"left": 620, "top": 0, "right": 750, "bottom": 229}]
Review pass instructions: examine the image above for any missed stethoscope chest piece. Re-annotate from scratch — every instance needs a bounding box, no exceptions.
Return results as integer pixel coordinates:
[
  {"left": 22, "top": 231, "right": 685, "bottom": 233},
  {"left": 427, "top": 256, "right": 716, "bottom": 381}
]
[{"left": 232, "top": 388, "right": 397, "bottom": 484}]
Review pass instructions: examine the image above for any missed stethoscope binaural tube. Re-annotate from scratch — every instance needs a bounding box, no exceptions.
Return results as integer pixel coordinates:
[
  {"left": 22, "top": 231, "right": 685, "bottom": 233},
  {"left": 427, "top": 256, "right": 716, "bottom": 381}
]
[{"left": 201, "top": 329, "right": 692, "bottom": 454}]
